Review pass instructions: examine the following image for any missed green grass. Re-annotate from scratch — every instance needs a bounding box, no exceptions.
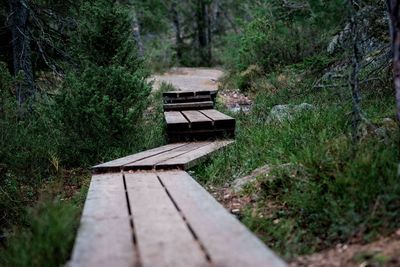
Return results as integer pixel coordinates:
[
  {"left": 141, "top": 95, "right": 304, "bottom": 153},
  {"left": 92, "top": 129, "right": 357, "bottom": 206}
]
[
  {"left": 0, "top": 201, "right": 80, "bottom": 267},
  {"left": 194, "top": 74, "right": 399, "bottom": 259},
  {"left": 0, "top": 171, "right": 90, "bottom": 267}
]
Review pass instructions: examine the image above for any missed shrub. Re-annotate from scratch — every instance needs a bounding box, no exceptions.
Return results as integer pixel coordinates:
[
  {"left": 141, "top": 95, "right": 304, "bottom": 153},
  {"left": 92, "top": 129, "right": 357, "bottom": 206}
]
[
  {"left": 57, "top": 64, "right": 150, "bottom": 166},
  {"left": 57, "top": 0, "right": 151, "bottom": 166},
  {"left": 0, "top": 200, "right": 80, "bottom": 267}
]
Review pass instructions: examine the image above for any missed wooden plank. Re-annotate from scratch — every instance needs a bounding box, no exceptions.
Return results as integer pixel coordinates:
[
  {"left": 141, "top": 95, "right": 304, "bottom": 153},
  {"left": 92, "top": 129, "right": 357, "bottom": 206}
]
[
  {"left": 167, "top": 130, "right": 235, "bottom": 142},
  {"left": 163, "top": 90, "right": 217, "bottom": 98},
  {"left": 92, "top": 143, "right": 188, "bottom": 172},
  {"left": 69, "top": 173, "right": 137, "bottom": 267},
  {"left": 195, "top": 90, "right": 218, "bottom": 96},
  {"left": 164, "top": 111, "right": 189, "bottom": 131},
  {"left": 181, "top": 110, "right": 213, "bottom": 129},
  {"left": 124, "top": 142, "right": 210, "bottom": 170},
  {"left": 163, "top": 101, "right": 214, "bottom": 111},
  {"left": 163, "top": 91, "right": 195, "bottom": 98},
  {"left": 125, "top": 172, "right": 209, "bottom": 267},
  {"left": 199, "top": 109, "right": 236, "bottom": 129},
  {"left": 164, "top": 95, "right": 212, "bottom": 104},
  {"left": 158, "top": 171, "right": 288, "bottom": 267},
  {"left": 156, "top": 140, "right": 234, "bottom": 169}
]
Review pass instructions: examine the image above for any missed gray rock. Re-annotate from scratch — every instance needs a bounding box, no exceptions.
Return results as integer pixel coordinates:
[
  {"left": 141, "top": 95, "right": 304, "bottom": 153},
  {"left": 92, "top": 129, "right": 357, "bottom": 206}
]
[
  {"left": 232, "top": 163, "right": 307, "bottom": 193},
  {"left": 232, "top": 165, "right": 271, "bottom": 193},
  {"left": 268, "top": 103, "right": 315, "bottom": 122}
]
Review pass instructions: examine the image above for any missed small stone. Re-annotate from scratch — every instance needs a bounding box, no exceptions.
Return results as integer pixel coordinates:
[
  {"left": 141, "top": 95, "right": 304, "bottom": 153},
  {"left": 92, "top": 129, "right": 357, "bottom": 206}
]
[
  {"left": 223, "top": 194, "right": 230, "bottom": 199},
  {"left": 273, "top": 219, "right": 280, "bottom": 224},
  {"left": 231, "top": 209, "right": 240, "bottom": 214},
  {"left": 395, "top": 228, "right": 400, "bottom": 237}
]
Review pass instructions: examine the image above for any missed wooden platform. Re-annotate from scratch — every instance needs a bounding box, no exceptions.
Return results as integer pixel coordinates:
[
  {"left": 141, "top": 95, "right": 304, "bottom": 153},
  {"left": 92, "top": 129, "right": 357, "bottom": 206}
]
[
  {"left": 165, "top": 109, "right": 235, "bottom": 141},
  {"left": 92, "top": 140, "right": 233, "bottom": 173},
  {"left": 69, "top": 171, "right": 287, "bottom": 267}
]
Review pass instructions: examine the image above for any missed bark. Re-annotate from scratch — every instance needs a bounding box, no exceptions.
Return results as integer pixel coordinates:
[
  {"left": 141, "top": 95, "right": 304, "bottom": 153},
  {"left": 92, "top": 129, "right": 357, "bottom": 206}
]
[
  {"left": 386, "top": 0, "right": 400, "bottom": 122},
  {"left": 386, "top": 0, "right": 400, "bottom": 177},
  {"left": 8, "top": 0, "right": 35, "bottom": 105},
  {"left": 348, "top": 0, "right": 363, "bottom": 139},
  {"left": 171, "top": 1, "right": 183, "bottom": 61},
  {"left": 131, "top": 9, "right": 144, "bottom": 58},
  {"left": 196, "top": 0, "right": 211, "bottom": 66}
]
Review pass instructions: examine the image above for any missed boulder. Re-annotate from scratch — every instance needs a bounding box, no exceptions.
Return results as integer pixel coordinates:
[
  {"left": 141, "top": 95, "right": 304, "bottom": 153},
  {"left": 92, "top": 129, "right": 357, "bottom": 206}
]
[{"left": 268, "top": 103, "right": 314, "bottom": 122}]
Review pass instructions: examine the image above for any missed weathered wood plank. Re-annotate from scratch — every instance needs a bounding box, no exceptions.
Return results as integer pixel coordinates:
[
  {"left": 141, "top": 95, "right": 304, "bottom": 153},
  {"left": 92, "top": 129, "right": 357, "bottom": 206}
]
[
  {"left": 163, "top": 91, "right": 195, "bottom": 98},
  {"left": 124, "top": 142, "right": 210, "bottom": 170},
  {"left": 92, "top": 143, "right": 188, "bottom": 172},
  {"left": 156, "top": 140, "right": 234, "bottom": 169},
  {"left": 181, "top": 110, "right": 213, "bottom": 129},
  {"left": 195, "top": 90, "right": 217, "bottom": 96},
  {"left": 164, "top": 111, "right": 189, "bottom": 131},
  {"left": 164, "top": 95, "right": 212, "bottom": 104},
  {"left": 158, "top": 171, "right": 288, "bottom": 267},
  {"left": 125, "top": 172, "right": 209, "bottom": 267},
  {"left": 69, "top": 173, "right": 137, "bottom": 267},
  {"left": 164, "top": 101, "right": 214, "bottom": 111},
  {"left": 199, "top": 109, "right": 236, "bottom": 129}
]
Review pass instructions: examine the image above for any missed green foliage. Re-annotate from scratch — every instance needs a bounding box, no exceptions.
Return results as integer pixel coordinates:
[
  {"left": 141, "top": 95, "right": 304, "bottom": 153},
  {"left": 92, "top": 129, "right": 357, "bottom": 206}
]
[
  {"left": 71, "top": 0, "right": 132, "bottom": 66},
  {"left": 55, "top": 0, "right": 151, "bottom": 166},
  {"left": 195, "top": 76, "right": 398, "bottom": 258},
  {"left": 222, "top": 0, "right": 346, "bottom": 91},
  {"left": 57, "top": 64, "right": 150, "bottom": 166},
  {"left": 0, "top": 200, "right": 80, "bottom": 267}
]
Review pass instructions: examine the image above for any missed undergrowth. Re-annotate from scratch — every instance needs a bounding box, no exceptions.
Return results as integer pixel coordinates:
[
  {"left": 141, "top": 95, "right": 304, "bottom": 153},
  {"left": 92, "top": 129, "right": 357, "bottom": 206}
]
[
  {"left": 194, "top": 67, "right": 399, "bottom": 259},
  {"left": 0, "top": 171, "right": 90, "bottom": 267}
]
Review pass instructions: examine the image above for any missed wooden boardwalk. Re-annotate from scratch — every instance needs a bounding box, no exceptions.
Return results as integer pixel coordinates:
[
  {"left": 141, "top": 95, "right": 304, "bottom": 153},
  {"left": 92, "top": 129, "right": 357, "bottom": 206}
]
[{"left": 69, "top": 90, "right": 287, "bottom": 267}]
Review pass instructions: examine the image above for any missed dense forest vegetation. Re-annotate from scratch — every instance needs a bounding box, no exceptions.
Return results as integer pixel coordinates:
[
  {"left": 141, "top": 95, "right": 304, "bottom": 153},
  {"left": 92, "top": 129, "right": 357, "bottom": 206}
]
[{"left": 0, "top": 0, "right": 399, "bottom": 266}]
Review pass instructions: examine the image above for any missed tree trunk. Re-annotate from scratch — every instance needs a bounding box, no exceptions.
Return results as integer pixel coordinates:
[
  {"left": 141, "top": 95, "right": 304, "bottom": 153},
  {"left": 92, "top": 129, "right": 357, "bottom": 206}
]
[
  {"left": 387, "top": 0, "right": 400, "bottom": 122},
  {"left": 196, "top": 0, "right": 211, "bottom": 66},
  {"left": 206, "top": 3, "right": 212, "bottom": 63},
  {"left": 348, "top": 0, "right": 363, "bottom": 139},
  {"left": 386, "top": 0, "right": 400, "bottom": 177},
  {"left": 171, "top": 1, "right": 183, "bottom": 61},
  {"left": 8, "top": 0, "right": 35, "bottom": 106},
  {"left": 131, "top": 9, "right": 144, "bottom": 58}
]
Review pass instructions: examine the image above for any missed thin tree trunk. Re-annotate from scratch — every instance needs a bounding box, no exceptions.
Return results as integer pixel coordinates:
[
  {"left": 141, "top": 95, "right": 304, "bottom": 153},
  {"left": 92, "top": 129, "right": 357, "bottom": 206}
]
[
  {"left": 387, "top": 0, "right": 400, "bottom": 122},
  {"left": 348, "top": 0, "right": 363, "bottom": 139},
  {"left": 8, "top": 0, "right": 35, "bottom": 106},
  {"left": 196, "top": 0, "right": 211, "bottom": 66},
  {"left": 206, "top": 2, "right": 212, "bottom": 63},
  {"left": 386, "top": 0, "right": 400, "bottom": 176},
  {"left": 171, "top": 1, "right": 183, "bottom": 61},
  {"left": 131, "top": 10, "right": 144, "bottom": 58}
]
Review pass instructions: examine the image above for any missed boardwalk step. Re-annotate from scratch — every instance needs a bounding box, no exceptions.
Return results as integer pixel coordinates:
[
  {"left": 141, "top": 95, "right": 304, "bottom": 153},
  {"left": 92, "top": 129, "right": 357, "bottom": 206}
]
[
  {"left": 69, "top": 171, "right": 287, "bottom": 267},
  {"left": 163, "top": 90, "right": 217, "bottom": 98},
  {"left": 164, "top": 101, "right": 214, "bottom": 111},
  {"left": 164, "top": 95, "right": 212, "bottom": 103},
  {"left": 92, "top": 140, "right": 233, "bottom": 173},
  {"left": 164, "top": 109, "right": 236, "bottom": 141}
]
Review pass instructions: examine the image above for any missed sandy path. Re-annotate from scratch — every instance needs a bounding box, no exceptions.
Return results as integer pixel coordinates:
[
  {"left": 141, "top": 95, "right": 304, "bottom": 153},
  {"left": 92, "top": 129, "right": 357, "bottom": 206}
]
[{"left": 149, "top": 67, "right": 224, "bottom": 92}]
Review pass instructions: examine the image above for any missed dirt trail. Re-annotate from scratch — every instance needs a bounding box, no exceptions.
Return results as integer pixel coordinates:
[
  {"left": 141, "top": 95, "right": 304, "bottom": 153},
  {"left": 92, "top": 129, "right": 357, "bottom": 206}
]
[{"left": 149, "top": 67, "right": 224, "bottom": 92}]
